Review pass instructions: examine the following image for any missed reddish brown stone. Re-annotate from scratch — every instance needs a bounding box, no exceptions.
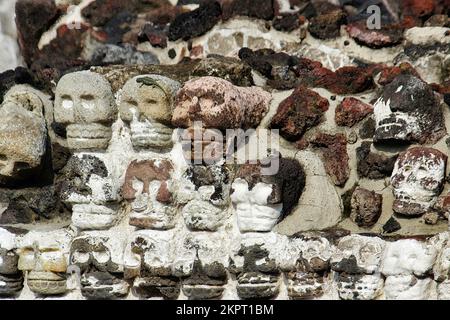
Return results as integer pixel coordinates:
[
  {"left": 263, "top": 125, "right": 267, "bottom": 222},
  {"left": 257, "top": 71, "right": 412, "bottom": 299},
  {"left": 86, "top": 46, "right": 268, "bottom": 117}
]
[
  {"left": 15, "top": 0, "right": 60, "bottom": 65},
  {"left": 350, "top": 188, "right": 382, "bottom": 228},
  {"left": 322, "top": 66, "right": 375, "bottom": 95},
  {"left": 335, "top": 97, "right": 373, "bottom": 127},
  {"left": 402, "top": 0, "right": 435, "bottom": 19},
  {"left": 156, "top": 181, "right": 172, "bottom": 204},
  {"left": 270, "top": 86, "right": 329, "bottom": 141},
  {"left": 222, "top": 0, "right": 275, "bottom": 21},
  {"left": 345, "top": 20, "right": 403, "bottom": 49},
  {"left": 140, "top": 23, "right": 168, "bottom": 48},
  {"left": 310, "top": 133, "right": 349, "bottom": 187},
  {"left": 377, "top": 62, "right": 422, "bottom": 85}
]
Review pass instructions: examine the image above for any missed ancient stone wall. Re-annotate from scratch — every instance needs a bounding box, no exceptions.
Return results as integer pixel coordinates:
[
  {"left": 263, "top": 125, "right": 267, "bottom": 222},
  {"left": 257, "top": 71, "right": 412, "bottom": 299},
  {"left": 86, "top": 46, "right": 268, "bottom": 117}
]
[{"left": 0, "top": 0, "right": 450, "bottom": 300}]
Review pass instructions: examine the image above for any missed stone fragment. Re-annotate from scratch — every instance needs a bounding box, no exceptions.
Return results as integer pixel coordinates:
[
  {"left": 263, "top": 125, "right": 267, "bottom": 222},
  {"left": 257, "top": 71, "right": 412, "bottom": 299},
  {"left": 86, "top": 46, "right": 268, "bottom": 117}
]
[
  {"left": 168, "top": 1, "right": 222, "bottom": 41},
  {"left": 89, "top": 44, "right": 160, "bottom": 66},
  {"left": 231, "top": 158, "right": 305, "bottom": 233},
  {"left": 391, "top": 147, "right": 447, "bottom": 216},
  {"left": 139, "top": 23, "right": 168, "bottom": 48},
  {"left": 374, "top": 75, "right": 446, "bottom": 144},
  {"left": 401, "top": 0, "right": 435, "bottom": 19},
  {"left": 345, "top": 20, "right": 403, "bottom": 48},
  {"left": 273, "top": 13, "right": 301, "bottom": 32},
  {"left": 270, "top": 86, "right": 329, "bottom": 141},
  {"left": 0, "top": 85, "right": 47, "bottom": 186},
  {"left": 335, "top": 97, "right": 373, "bottom": 127},
  {"left": 308, "top": 8, "right": 346, "bottom": 40},
  {"left": 222, "top": 0, "right": 275, "bottom": 20},
  {"left": 382, "top": 217, "right": 401, "bottom": 233},
  {"left": 54, "top": 71, "right": 117, "bottom": 151},
  {"left": 0, "top": 228, "right": 23, "bottom": 296},
  {"left": 356, "top": 142, "right": 397, "bottom": 179},
  {"left": 377, "top": 62, "right": 422, "bottom": 85},
  {"left": 350, "top": 188, "right": 382, "bottom": 228},
  {"left": 358, "top": 118, "right": 375, "bottom": 139},
  {"left": 337, "top": 274, "right": 384, "bottom": 300},
  {"left": 119, "top": 74, "right": 181, "bottom": 150},
  {"left": 423, "top": 211, "right": 440, "bottom": 225},
  {"left": 310, "top": 133, "right": 349, "bottom": 187},
  {"left": 424, "top": 14, "right": 449, "bottom": 27},
  {"left": 172, "top": 76, "right": 271, "bottom": 129}
]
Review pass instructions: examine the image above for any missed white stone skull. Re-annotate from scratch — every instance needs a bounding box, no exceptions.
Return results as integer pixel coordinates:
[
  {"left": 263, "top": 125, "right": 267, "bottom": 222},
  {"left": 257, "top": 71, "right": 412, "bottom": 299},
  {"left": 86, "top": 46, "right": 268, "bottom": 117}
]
[
  {"left": 337, "top": 274, "right": 384, "bottom": 300},
  {"left": 61, "top": 154, "right": 121, "bottom": 230},
  {"left": 17, "top": 229, "right": 72, "bottom": 296},
  {"left": 0, "top": 85, "right": 46, "bottom": 182},
  {"left": 54, "top": 71, "right": 117, "bottom": 151},
  {"left": 119, "top": 74, "right": 180, "bottom": 150},
  {"left": 384, "top": 275, "right": 433, "bottom": 300},
  {"left": 391, "top": 147, "right": 447, "bottom": 216},
  {"left": 381, "top": 239, "right": 438, "bottom": 277}
]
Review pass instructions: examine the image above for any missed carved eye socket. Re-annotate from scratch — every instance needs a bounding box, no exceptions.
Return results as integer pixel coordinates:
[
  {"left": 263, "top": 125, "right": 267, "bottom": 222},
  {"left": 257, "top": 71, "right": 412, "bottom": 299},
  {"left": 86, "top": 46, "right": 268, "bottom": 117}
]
[
  {"left": 403, "top": 165, "right": 412, "bottom": 172},
  {"left": 61, "top": 95, "right": 73, "bottom": 109},
  {"left": 146, "top": 99, "right": 158, "bottom": 104},
  {"left": 93, "top": 250, "right": 110, "bottom": 264},
  {"left": 80, "top": 94, "right": 95, "bottom": 101},
  {"left": 14, "top": 162, "right": 31, "bottom": 171},
  {"left": 72, "top": 251, "right": 89, "bottom": 264}
]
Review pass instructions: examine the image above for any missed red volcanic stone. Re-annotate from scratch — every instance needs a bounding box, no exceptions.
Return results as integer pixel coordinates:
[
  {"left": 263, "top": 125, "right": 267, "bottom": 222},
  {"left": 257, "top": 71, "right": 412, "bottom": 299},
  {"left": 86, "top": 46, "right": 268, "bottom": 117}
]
[
  {"left": 356, "top": 142, "right": 398, "bottom": 180},
  {"left": 350, "top": 188, "right": 383, "bottom": 228},
  {"left": 222, "top": 0, "right": 275, "bottom": 21},
  {"left": 402, "top": 0, "right": 435, "bottom": 18},
  {"left": 270, "top": 86, "right": 329, "bottom": 141},
  {"left": 140, "top": 23, "right": 168, "bottom": 48},
  {"left": 377, "top": 62, "right": 421, "bottom": 85},
  {"left": 310, "top": 133, "right": 350, "bottom": 187},
  {"left": 273, "top": 13, "right": 301, "bottom": 32},
  {"left": 81, "top": 0, "right": 140, "bottom": 26},
  {"left": 335, "top": 97, "right": 373, "bottom": 127},
  {"left": 15, "top": 0, "right": 59, "bottom": 65},
  {"left": 345, "top": 20, "right": 403, "bottom": 49},
  {"left": 322, "top": 66, "right": 375, "bottom": 95},
  {"left": 308, "top": 8, "right": 346, "bottom": 39}
]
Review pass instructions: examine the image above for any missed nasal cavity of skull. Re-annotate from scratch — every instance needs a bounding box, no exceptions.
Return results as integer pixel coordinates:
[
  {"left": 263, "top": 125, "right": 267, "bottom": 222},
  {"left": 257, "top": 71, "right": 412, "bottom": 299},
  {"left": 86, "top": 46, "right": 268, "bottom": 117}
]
[
  {"left": 92, "top": 250, "right": 110, "bottom": 264},
  {"left": 132, "top": 178, "right": 145, "bottom": 196}
]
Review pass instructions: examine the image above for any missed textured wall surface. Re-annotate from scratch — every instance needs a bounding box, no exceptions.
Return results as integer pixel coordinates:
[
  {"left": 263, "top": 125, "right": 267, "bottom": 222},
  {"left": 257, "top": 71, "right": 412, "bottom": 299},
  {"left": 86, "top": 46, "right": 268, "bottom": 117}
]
[{"left": 0, "top": 0, "right": 450, "bottom": 300}]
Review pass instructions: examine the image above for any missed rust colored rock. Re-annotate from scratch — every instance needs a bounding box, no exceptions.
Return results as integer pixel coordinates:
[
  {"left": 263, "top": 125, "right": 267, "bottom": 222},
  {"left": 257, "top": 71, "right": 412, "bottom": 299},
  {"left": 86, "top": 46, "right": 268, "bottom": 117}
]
[
  {"left": 15, "top": 0, "right": 59, "bottom": 65},
  {"left": 270, "top": 86, "right": 329, "bottom": 141},
  {"left": 350, "top": 188, "right": 383, "bottom": 228},
  {"left": 323, "top": 66, "right": 375, "bottom": 95},
  {"left": 424, "top": 14, "right": 450, "bottom": 27},
  {"left": 139, "top": 23, "right": 168, "bottom": 48},
  {"left": 310, "top": 133, "right": 350, "bottom": 187},
  {"left": 345, "top": 20, "right": 403, "bottom": 48},
  {"left": 168, "top": 1, "right": 222, "bottom": 41},
  {"left": 122, "top": 160, "right": 173, "bottom": 201},
  {"left": 402, "top": 0, "right": 435, "bottom": 19},
  {"left": 172, "top": 76, "right": 271, "bottom": 129},
  {"left": 335, "top": 97, "right": 373, "bottom": 127},
  {"left": 356, "top": 142, "right": 398, "bottom": 180},
  {"left": 377, "top": 62, "right": 422, "bottom": 85},
  {"left": 308, "top": 9, "right": 346, "bottom": 40},
  {"left": 273, "top": 13, "right": 301, "bottom": 32}
]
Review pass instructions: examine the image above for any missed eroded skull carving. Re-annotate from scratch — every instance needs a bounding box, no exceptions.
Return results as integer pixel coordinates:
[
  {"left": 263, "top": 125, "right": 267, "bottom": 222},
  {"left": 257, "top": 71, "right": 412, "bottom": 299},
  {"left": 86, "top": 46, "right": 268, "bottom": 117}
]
[
  {"left": 124, "top": 230, "right": 179, "bottom": 299},
  {"left": 0, "top": 228, "right": 23, "bottom": 296},
  {"left": 173, "top": 76, "right": 271, "bottom": 163},
  {"left": 122, "top": 159, "right": 176, "bottom": 230},
  {"left": 17, "top": 229, "right": 72, "bottom": 296},
  {"left": 70, "top": 231, "right": 129, "bottom": 299},
  {"left": 285, "top": 236, "right": 332, "bottom": 300},
  {"left": 54, "top": 71, "right": 117, "bottom": 151},
  {"left": 0, "top": 85, "right": 47, "bottom": 185},
  {"left": 373, "top": 74, "right": 446, "bottom": 144},
  {"left": 174, "top": 233, "right": 229, "bottom": 300},
  {"left": 381, "top": 239, "right": 437, "bottom": 300},
  {"left": 177, "top": 165, "right": 230, "bottom": 231},
  {"left": 59, "top": 154, "right": 121, "bottom": 230},
  {"left": 331, "top": 235, "right": 386, "bottom": 300},
  {"left": 230, "top": 234, "right": 281, "bottom": 300},
  {"left": 391, "top": 147, "right": 447, "bottom": 216},
  {"left": 231, "top": 158, "right": 305, "bottom": 233},
  {"left": 119, "top": 75, "right": 181, "bottom": 150}
]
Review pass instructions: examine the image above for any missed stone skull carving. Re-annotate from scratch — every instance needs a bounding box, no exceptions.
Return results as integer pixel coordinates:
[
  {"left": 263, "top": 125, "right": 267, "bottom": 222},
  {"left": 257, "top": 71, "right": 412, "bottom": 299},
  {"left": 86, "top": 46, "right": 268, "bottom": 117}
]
[
  {"left": 59, "top": 154, "right": 121, "bottom": 230},
  {"left": 172, "top": 76, "right": 271, "bottom": 163},
  {"left": 124, "top": 230, "right": 179, "bottom": 299},
  {"left": 174, "top": 233, "right": 229, "bottom": 300},
  {"left": 230, "top": 234, "right": 281, "bottom": 300},
  {"left": 17, "top": 229, "right": 72, "bottom": 296},
  {"left": 177, "top": 164, "right": 230, "bottom": 232},
  {"left": 0, "top": 85, "right": 47, "bottom": 185},
  {"left": 70, "top": 232, "right": 129, "bottom": 299},
  {"left": 381, "top": 239, "right": 437, "bottom": 300},
  {"left": 122, "top": 159, "right": 176, "bottom": 230},
  {"left": 54, "top": 71, "right": 117, "bottom": 151},
  {"left": 391, "top": 147, "right": 447, "bottom": 216},
  {"left": 331, "top": 235, "right": 386, "bottom": 300},
  {"left": 119, "top": 75, "right": 181, "bottom": 150},
  {"left": 0, "top": 228, "right": 23, "bottom": 296},
  {"left": 373, "top": 74, "right": 446, "bottom": 144},
  {"left": 286, "top": 236, "right": 332, "bottom": 300},
  {"left": 231, "top": 158, "right": 305, "bottom": 233}
]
